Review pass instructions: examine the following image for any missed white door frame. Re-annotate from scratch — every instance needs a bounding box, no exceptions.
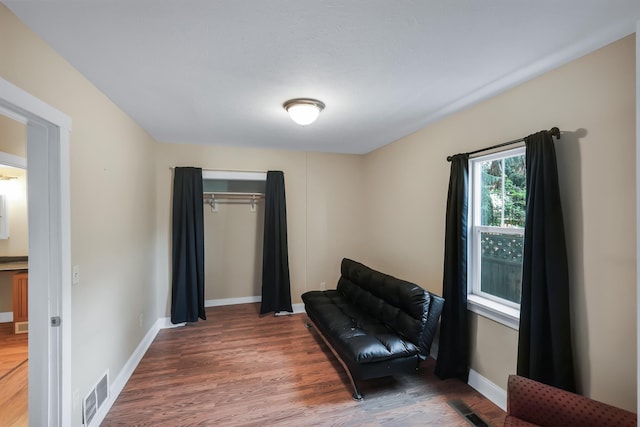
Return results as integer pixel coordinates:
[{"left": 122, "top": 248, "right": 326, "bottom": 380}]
[
  {"left": 0, "top": 78, "right": 72, "bottom": 426},
  {"left": 636, "top": 19, "right": 640, "bottom": 418}
]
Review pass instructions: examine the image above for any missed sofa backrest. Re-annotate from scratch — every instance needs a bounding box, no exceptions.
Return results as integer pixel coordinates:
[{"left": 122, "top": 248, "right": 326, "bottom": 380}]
[{"left": 337, "top": 258, "right": 444, "bottom": 359}]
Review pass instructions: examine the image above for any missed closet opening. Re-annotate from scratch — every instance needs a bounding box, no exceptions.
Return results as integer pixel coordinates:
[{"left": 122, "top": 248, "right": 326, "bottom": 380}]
[{"left": 202, "top": 170, "right": 266, "bottom": 307}]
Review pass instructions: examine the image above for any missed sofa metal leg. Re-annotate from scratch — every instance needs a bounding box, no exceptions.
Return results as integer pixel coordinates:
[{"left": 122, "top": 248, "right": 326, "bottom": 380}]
[
  {"left": 349, "top": 376, "right": 364, "bottom": 401},
  {"left": 305, "top": 318, "right": 364, "bottom": 401}
]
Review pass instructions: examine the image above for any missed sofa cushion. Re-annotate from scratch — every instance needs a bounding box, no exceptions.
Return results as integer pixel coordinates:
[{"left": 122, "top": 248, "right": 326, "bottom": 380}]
[
  {"left": 302, "top": 289, "right": 420, "bottom": 364},
  {"left": 338, "top": 258, "right": 441, "bottom": 358}
]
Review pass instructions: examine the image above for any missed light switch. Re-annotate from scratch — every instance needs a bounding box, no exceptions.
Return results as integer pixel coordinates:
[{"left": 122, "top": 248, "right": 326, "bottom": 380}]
[{"left": 72, "top": 265, "right": 80, "bottom": 285}]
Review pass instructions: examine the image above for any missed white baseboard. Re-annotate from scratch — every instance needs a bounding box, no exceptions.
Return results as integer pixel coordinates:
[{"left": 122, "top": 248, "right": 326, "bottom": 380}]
[
  {"left": 428, "top": 339, "right": 506, "bottom": 411},
  {"left": 92, "top": 317, "right": 164, "bottom": 426},
  {"left": 158, "top": 316, "right": 186, "bottom": 329},
  {"left": 205, "top": 296, "right": 261, "bottom": 307},
  {"left": 205, "top": 298, "right": 305, "bottom": 315},
  {"left": 0, "top": 311, "right": 13, "bottom": 323},
  {"left": 468, "top": 368, "right": 507, "bottom": 411},
  {"left": 275, "top": 303, "right": 305, "bottom": 316}
]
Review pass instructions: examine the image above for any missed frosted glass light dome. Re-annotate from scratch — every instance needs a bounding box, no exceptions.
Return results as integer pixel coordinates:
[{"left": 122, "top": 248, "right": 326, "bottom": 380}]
[{"left": 283, "top": 98, "right": 325, "bottom": 126}]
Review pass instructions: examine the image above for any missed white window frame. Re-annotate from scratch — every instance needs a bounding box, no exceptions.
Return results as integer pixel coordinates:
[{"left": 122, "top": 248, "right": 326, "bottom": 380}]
[{"left": 467, "top": 146, "right": 525, "bottom": 330}]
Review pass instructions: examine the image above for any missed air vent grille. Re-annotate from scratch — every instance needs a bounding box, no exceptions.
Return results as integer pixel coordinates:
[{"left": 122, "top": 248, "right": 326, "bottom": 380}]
[
  {"left": 448, "top": 399, "right": 489, "bottom": 427},
  {"left": 83, "top": 371, "right": 109, "bottom": 427},
  {"left": 14, "top": 321, "right": 28, "bottom": 334},
  {"left": 96, "top": 374, "right": 108, "bottom": 408}
]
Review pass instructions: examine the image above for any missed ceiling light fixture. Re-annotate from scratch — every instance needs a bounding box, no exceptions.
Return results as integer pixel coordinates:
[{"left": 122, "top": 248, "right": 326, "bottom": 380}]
[{"left": 283, "top": 98, "right": 325, "bottom": 126}]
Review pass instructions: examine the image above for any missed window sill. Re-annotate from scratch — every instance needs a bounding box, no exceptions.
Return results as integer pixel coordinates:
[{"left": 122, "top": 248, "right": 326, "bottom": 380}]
[{"left": 467, "top": 295, "right": 520, "bottom": 330}]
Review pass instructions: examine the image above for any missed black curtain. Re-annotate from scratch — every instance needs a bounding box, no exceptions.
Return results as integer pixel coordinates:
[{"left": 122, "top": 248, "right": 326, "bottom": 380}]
[
  {"left": 260, "top": 171, "right": 292, "bottom": 314},
  {"left": 435, "top": 154, "right": 470, "bottom": 381},
  {"left": 517, "top": 131, "right": 575, "bottom": 392},
  {"left": 171, "top": 167, "right": 206, "bottom": 324}
]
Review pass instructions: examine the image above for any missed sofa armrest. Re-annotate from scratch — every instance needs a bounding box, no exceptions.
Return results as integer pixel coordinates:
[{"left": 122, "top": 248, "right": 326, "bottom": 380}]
[{"left": 506, "top": 375, "right": 636, "bottom": 427}]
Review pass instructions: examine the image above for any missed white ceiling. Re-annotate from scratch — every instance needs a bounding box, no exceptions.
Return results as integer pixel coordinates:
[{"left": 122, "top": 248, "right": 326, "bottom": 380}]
[{"left": 3, "top": 1, "right": 640, "bottom": 154}]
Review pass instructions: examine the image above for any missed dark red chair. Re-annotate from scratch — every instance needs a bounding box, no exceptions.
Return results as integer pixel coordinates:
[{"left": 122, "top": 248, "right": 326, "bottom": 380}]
[{"left": 505, "top": 374, "right": 636, "bottom": 427}]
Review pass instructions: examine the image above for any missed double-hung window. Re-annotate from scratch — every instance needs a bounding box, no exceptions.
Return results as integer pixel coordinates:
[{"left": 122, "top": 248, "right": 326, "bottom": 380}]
[{"left": 468, "top": 147, "right": 525, "bottom": 329}]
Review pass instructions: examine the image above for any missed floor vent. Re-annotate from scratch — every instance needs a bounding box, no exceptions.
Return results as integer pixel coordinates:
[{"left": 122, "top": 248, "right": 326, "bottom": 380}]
[
  {"left": 14, "top": 321, "right": 28, "bottom": 334},
  {"left": 83, "top": 371, "right": 109, "bottom": 427},
  {"left": 448, "top": 399, "right": 489, "bottom": 427}
]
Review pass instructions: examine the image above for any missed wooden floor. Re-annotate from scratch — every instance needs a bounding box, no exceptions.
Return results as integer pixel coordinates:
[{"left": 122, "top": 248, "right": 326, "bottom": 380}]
[
  {"left": 0, "top": 322, "right": 28, "bottom": 427},
  {"left": 104, "top": 304, "right": 506, "bottom": 426}
]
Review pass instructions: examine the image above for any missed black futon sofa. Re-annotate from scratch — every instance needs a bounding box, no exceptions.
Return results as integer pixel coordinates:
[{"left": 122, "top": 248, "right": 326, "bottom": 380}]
[{"left": 301, "top": 258, "right": 444, "bottom": 400}]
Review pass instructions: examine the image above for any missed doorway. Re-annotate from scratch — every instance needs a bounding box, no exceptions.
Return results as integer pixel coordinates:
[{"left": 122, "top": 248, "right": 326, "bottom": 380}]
[
  {"left": 0, "top": 77, "right": 72, "bottom": 426},
  {"left": 0, "top": 132, "right": 28, "bottom": 424}
]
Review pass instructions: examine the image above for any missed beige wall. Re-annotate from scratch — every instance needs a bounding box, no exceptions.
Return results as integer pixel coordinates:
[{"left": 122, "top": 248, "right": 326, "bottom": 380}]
[
  {"left": 155, "top": 144, "right": 366, "bottom": 315},
  {"left": 204, "top": 202, "right": 265, "bottom": 300},
  {"left": 0, "top": 114, "right": 26, "bottom": 158},
  {"left": 1, "top": 5, "right": 159, "bottom": 424},
  {"left": 306, "top": 152, "right": 366, "bottom": 290},
  {"left": 363, "top": 35, "right": 637, "bottom": 411}
]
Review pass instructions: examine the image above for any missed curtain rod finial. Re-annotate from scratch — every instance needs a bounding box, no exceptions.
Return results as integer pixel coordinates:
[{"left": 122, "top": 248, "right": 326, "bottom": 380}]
[{"left": 549, "top": 127, "right": 560, "bottom": 139}]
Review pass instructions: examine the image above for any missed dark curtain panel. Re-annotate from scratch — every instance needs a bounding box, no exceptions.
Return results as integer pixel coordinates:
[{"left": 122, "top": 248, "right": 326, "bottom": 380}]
[
  {"left": 260, "top": 171, "right": 293, "bottom": 314},
  {"left": 171, "top": 167, "right": 206, "bottom": 324},
  {"left": 435, "top": 154, "right": 470, "bottom": 381},
  {"left": 517, "top": 131, "right": 575, "bottom": 392}
]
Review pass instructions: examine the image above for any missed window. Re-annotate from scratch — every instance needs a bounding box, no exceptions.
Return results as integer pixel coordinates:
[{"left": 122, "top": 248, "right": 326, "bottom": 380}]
[{"left": 468, "top": 147, "right": 525, "bottom": 329}]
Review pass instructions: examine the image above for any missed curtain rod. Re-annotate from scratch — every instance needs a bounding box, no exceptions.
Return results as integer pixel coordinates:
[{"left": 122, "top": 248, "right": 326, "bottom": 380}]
[
  {"left": 169, "top": 167, "right": 268, "bottom": 173},
  {"left": 446, "top": 127, "right": 560, "bottom": 162}
]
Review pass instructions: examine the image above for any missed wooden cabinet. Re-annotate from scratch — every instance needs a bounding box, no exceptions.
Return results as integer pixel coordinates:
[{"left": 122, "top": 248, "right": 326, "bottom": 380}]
[{"left": 12, "top": 271, "right": 28, "bottom": 333}]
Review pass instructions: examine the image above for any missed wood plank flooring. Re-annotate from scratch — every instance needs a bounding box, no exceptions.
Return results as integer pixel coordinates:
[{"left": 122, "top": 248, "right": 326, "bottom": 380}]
[
  {"left": 104, "top": 303, "right": 506, "bottom": 426},
  {"left": 0, "top": 322, "right": 28, "bottom": 427}
]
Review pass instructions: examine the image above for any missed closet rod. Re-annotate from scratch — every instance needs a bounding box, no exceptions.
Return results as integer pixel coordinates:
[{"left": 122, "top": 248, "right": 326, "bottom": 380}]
[
  {"left": 204, "top": 192, "right": 263, "bottom": 212},
  {"left": 446, "top": 127, "right": 560, "bottom": 162},
  {"left": 203, "top": 192, "right": 265, "bottom": 199}
]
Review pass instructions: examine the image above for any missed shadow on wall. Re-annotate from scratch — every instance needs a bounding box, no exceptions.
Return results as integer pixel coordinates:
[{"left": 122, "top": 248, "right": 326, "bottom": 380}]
[{"left": 554, "top": 127, "right": 586, "bottom": 393}]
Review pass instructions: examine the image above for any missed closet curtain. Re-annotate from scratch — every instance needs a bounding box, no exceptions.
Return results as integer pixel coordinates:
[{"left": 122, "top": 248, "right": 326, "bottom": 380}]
[
  {"left": 435, "top": 153, "right": 470, "bottom": 381},
  {"left": 171, "top": 167, "right": 206, "bottom": 324},
  {"left": 517, "top": 131, "right": 575, "bottom": 392},
  {"left": 260, "top": 170, "right": 293, "bottom": 314}
]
